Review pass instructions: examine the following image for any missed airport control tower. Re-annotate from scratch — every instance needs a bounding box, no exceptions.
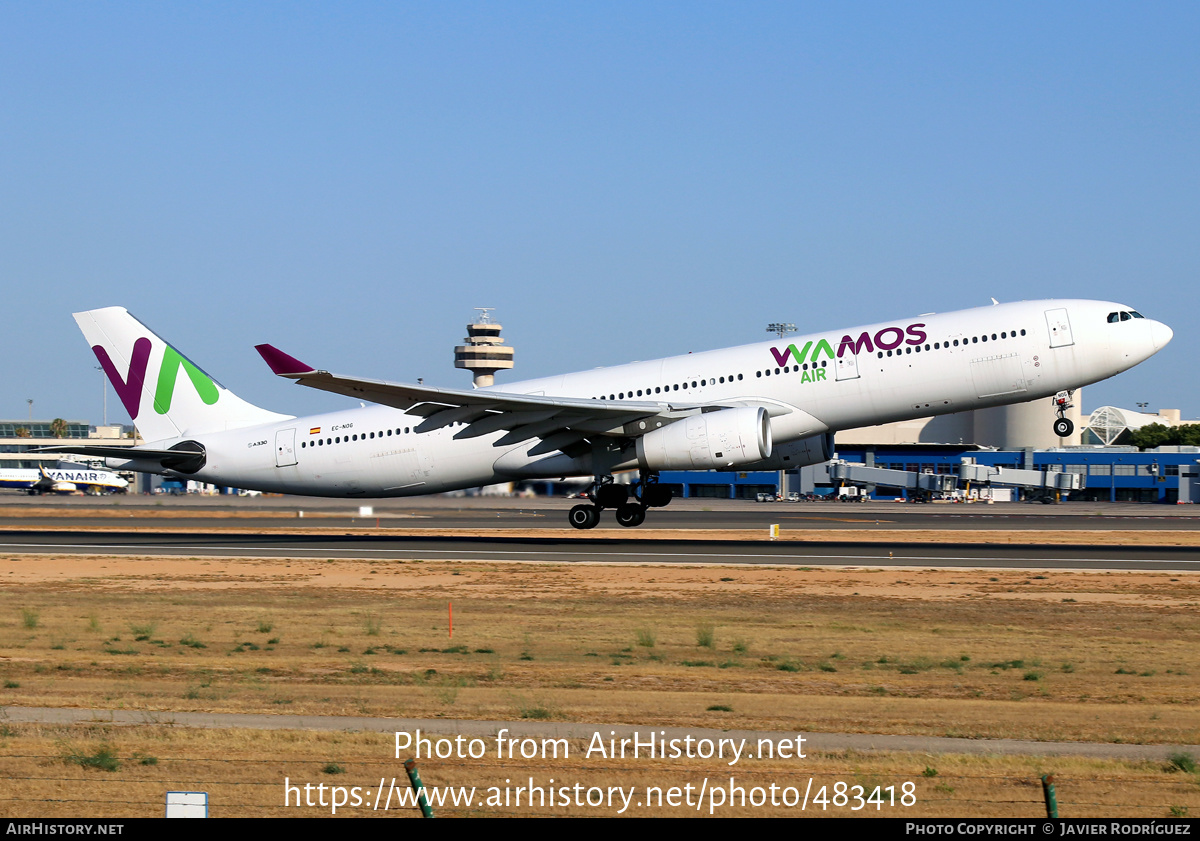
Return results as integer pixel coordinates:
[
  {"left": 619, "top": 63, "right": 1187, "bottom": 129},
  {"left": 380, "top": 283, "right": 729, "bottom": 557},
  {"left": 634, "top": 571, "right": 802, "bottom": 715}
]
[{"left": 454, "top": 308, "right": 514, "bottom": 387}]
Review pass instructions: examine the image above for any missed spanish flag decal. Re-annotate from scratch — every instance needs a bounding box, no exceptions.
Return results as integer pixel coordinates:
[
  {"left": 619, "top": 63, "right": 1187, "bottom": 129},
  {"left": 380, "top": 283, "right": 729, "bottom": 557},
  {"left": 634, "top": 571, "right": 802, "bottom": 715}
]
[{"left": 310, "top": 427, "right": 321, "bottom": 435}]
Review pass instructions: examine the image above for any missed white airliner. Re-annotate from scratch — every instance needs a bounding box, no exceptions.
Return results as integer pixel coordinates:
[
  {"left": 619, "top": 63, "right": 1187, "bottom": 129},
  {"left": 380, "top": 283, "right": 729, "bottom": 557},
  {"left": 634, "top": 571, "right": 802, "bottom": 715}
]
[
  {"left": 41, "top": 301, "right": 1171, "bottom": 528},
  {"left": 0, "top": 465, "right": 129, "bottom": 495}
]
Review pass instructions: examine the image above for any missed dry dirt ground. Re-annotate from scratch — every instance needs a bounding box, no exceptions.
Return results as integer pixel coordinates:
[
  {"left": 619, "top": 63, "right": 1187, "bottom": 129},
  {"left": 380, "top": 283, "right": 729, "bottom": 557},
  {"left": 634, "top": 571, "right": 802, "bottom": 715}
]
[{"left": 2, "top": 545, "right": 1200, "bottom": 817}]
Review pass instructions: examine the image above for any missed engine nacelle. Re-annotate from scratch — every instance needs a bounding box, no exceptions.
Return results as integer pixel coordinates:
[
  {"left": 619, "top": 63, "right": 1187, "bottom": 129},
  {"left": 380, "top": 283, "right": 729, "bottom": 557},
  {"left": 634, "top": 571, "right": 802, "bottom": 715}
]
[
  {"left": 738, "top": 432, "right": 835, "bottom": 471},
  {"left": 636, "top": 407, "right": 772, "bottom": 470}
]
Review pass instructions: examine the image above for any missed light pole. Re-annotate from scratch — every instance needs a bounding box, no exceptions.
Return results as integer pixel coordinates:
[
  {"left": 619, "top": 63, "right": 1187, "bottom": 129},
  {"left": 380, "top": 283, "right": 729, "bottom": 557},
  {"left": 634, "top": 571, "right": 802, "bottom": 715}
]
[
  {"left": 26, "top": 399, "right": 32, "bottom": 422},
  {"left": 765, "top": 323, "right": 797, "bottom": 497},
  {"left": 97, "top": 366, "right": 107, "bottom": 426}
]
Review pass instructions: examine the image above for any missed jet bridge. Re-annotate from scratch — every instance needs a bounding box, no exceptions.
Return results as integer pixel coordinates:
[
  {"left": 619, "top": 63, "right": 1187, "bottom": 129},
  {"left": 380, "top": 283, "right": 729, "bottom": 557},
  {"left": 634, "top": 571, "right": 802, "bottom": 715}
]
[
  {"left": 956, "top": 458, "right": 1084, "bottom": 491},
  {"left": 827, "top": 461, "right": 958, "bottom": 494},
  {"left": 824, "top": 457, "right": 1084, "bottom": 496}
]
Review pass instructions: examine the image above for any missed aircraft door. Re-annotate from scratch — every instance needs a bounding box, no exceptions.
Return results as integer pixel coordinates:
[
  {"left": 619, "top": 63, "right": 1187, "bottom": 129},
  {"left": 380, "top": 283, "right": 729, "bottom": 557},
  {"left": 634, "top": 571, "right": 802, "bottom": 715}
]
[
  {"left": 1045, "top": 308, "right": 1074, "bottom": 348},
  {"left": 835, "top": 351, "right": 860, "bottom": 381},
  {"left": 275, "top": 428, "right": 298, "bottom": 467}
]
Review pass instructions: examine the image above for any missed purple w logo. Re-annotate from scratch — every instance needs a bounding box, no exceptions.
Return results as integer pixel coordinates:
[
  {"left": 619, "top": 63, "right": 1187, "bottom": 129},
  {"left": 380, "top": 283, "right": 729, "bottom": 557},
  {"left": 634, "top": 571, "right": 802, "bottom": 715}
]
[{"left": 92, "top": 338, "right": 152, "bottom": 420}]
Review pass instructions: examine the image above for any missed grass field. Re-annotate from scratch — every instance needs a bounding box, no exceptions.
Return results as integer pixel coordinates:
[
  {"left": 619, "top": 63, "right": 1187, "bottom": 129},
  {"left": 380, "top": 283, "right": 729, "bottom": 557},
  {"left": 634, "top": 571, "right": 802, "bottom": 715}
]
[{"left": 1, "top": 553, "right": 1199, "bottom": 817}]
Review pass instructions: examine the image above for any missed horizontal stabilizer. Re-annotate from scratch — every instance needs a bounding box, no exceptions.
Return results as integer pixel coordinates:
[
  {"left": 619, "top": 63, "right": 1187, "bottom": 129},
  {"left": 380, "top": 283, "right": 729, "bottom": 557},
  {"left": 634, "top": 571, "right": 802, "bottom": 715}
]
[{"left": 35, "top": 443, "right": 206, "bottom": 473}]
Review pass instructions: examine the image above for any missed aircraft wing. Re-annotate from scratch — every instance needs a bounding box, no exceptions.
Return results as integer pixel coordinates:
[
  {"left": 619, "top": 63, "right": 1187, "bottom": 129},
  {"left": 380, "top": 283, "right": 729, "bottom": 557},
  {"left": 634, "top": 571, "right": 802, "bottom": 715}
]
[{"left": 255, "top": 344, "right": 713, "bottom": 450}]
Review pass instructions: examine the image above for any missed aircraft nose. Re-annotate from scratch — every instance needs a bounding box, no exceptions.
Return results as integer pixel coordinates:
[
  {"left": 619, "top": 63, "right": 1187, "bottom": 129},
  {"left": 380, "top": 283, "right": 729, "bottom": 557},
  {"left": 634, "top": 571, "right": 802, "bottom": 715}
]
[{"left": 1150, "top": 320, "right": 1173, "bottom": 350}]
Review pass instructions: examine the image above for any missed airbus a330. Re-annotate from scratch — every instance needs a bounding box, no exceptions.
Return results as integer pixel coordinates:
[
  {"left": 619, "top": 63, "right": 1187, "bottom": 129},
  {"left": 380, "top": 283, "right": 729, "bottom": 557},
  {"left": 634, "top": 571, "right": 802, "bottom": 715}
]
[{"left": 42, "top": 301, "right": 1171, "bottom": 528}]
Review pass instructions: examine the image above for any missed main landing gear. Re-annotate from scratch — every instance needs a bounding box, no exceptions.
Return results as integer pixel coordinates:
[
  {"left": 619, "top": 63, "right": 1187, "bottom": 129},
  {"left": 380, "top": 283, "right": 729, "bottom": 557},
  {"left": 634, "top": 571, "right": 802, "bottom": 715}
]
[
  {"left": 1052, "top": 390, "right": 1075, "bottom": 438},
  {"left": 568, "top": 473, "right": 673, "bottom": 529}
]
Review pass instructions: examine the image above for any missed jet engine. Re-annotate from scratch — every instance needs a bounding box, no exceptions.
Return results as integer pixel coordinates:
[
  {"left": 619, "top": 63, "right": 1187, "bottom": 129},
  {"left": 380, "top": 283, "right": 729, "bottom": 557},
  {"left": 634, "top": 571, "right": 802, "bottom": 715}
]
[
  {"left": 738, "top": 431, "right": 835, "bottom": 471},
  {"left": 636, "top": 407, "right": 772, "bottom": 470}
]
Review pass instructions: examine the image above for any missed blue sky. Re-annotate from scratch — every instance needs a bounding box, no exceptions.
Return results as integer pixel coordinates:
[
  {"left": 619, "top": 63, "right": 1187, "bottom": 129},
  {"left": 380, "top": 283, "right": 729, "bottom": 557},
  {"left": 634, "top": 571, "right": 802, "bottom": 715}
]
[{"left": 2, "top": 2, "right": 1197, "bottom": 424}]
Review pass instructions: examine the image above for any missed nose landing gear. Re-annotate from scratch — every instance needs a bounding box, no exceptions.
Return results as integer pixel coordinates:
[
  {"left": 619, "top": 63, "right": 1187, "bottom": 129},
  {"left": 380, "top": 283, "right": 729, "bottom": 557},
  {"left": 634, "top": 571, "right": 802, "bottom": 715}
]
[{"left": 1052, "top": 390, "right": 1075, "bottom": 437}]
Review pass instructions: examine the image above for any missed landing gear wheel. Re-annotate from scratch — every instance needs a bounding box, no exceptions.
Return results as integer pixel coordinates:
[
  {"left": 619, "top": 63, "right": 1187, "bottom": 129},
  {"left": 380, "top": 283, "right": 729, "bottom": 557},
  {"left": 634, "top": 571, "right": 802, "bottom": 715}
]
[
  {"left": 568, "top": 504, "right": 601, "bottom": 530},
  {"left": 639, "top": 484, "right": 673, "bottom": 508},
  {"left": 1053, "top": 417, "right": 1074, "bottom": 437},
  {"left": 615, "top": 503, "right": 646, "bottom": 528},
  {"left": 595, "top": 483, "right": 629, "bottom": 509}
]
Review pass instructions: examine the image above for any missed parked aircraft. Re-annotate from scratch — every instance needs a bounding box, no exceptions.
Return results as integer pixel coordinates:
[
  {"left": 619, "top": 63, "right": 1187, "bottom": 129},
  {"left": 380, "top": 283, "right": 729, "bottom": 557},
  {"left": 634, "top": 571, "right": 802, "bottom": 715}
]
[
  {"left": 0, "top": 464, "right": 129, "bottom": 495},
  {"left": 41, "top": 301, "right": 1170, "bottom": 527}
]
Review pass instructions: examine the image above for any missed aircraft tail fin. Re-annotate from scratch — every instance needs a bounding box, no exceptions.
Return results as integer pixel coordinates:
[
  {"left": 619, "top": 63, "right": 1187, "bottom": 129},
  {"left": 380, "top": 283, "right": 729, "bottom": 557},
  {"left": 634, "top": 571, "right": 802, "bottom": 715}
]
[{"left": 75, "top": 307, "right": 292, "bottom": 442}]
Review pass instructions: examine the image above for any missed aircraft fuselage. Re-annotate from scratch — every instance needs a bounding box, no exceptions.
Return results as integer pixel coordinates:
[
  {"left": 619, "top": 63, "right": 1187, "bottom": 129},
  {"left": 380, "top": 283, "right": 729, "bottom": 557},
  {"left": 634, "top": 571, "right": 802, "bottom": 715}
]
[{"left": 131, "top": 298, "right": 1169, "bottom": 497}]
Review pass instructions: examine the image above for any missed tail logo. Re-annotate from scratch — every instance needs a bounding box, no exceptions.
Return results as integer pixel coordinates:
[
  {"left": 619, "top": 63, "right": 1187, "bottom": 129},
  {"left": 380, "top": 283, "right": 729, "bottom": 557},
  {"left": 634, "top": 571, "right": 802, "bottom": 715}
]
[
  {"left": 92, "top": 339, "right": 219, "bottom": 421},
  {"left": 92, "top": 338, "right": 153, "bottom": 420},
  {"left": 153, "top": 346, "right": 219, "bottom": 414}
]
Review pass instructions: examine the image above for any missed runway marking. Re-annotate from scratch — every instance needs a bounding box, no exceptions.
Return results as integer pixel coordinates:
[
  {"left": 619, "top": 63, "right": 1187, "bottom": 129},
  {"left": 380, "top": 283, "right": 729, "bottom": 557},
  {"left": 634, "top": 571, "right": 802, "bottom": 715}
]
[
  {"left": 779, "top": 516, "right": 896, "bottom": 523},
  {"left": 1, "top": 542, "right": 1197, "bottom": 566}
]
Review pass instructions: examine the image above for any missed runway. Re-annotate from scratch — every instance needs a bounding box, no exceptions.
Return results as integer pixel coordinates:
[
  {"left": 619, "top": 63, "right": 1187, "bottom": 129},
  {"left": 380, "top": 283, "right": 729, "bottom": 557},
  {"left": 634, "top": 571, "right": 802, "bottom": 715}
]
[
  {"left": 1, "top": 528, "right": 1197, "bottom": 570},
  {"left": 4, "top": 496, "right": 1200, "bottom": 532}
]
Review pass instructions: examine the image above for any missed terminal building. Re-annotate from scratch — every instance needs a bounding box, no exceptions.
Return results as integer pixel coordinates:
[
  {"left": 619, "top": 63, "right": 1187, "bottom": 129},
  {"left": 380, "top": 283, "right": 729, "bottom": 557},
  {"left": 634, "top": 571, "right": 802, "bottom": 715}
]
[{"left": 0, "top": 421, "right": 132, "bottom": 469}]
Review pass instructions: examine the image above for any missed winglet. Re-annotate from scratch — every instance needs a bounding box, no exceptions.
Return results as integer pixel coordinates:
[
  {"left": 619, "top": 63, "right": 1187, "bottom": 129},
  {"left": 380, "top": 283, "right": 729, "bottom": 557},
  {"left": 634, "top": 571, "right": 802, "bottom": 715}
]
[{"left": 255, "top": 344, "right": 317, "bottom": 377}]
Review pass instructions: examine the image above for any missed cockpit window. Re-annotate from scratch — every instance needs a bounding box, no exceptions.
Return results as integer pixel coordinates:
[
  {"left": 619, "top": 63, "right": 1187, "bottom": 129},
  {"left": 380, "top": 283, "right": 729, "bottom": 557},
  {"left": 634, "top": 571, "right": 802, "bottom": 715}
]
[
  {"left": 1120, "top": 311, "right": 1131, "bottom": 321},
  {"left": 1130, "top": 311, "right": 1144, "bottom": 318},
  {"left": 1107, "top": 312, "right": 1120, "bottom": 323}
]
